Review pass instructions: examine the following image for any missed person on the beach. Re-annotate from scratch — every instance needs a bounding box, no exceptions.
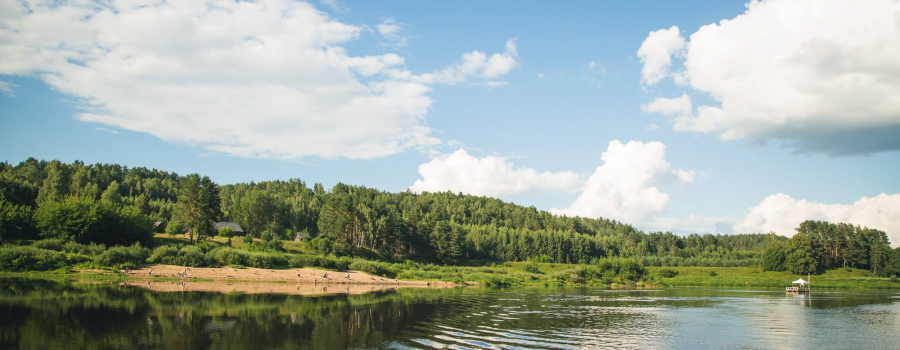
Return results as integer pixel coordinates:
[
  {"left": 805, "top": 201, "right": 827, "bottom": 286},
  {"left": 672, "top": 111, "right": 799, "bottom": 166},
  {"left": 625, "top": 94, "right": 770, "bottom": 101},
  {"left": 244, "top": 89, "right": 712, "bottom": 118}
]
[{"left": 149, "top": 269, "right": 153, "bottom": 277}]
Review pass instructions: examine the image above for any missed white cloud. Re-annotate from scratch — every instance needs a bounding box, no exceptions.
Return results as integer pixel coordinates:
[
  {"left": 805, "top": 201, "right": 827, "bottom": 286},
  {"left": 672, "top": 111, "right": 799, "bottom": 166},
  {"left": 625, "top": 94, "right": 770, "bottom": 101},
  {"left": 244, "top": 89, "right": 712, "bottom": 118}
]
[
  {"left": 551, "top": 140, "right": 694, "bottom": 223},
  {"left": 376, "top": 18, "right": 409, "bottom": 48},
  {"left": 645, "top": 123, "right": 660, "bottom": 131},
  {"left": 537, "top": 73, "right": 544, "bottom": 79},
  {"left": 319, "top": 0, "right": 349, "bottom": 14},
  {"left": 637, "top": 26, "right": 685, "bottom": 86},
  {"left": 391, "top": 38, "right": 520, "bottom": 85},
  {"left": 639, "top": 0, "right": 900, "bottom": 155},
  {"left": 476, "top": 81, "right": 508, "bottom": 87},
  {"left": 734, "top": 193, "right": 900, "bottom": 247},
  {"left": 0, "top": 1, "right": 520, "bottom": 161},
  {"left": 94, "top": 127, "right": 119, "bottom": 135},
  {"left": 641, "top": 93, "right": 692, "bottom": 117},
  {"left": 0, "top": 81, "right": 15, "bottom": 97},
  {"left": 409, "top": 149, "right": 582, "bottom": 197}
]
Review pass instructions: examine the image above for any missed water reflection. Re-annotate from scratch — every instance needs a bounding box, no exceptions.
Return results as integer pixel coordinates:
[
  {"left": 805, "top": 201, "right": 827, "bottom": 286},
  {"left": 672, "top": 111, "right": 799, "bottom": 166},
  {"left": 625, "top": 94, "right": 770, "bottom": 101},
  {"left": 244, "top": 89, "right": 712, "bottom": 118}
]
[{"left": 0, "top": 279, "right": 898, "bottom": 350}]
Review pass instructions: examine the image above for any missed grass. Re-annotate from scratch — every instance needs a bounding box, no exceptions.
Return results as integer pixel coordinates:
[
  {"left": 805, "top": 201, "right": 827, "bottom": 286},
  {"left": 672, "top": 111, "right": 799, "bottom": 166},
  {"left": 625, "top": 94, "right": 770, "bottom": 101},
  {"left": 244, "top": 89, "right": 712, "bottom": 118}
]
[
  {"left": 4, "top": 235, "right": 899, "bottom": 289},
  {"left": 648, "top": 266, "right": 900, "bottom": 290}
]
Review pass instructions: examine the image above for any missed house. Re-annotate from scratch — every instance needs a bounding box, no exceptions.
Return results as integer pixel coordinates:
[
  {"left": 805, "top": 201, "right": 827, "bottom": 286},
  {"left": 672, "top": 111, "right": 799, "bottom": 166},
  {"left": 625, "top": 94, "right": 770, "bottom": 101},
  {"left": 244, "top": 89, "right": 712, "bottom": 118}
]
[
  {"left": 151, "top": 221, "right": 166, "bottom": 233},
  {"left": 214, "top": 222, "right": 245, "bottom": 235},
  {"left": 293, "top": 232, "right": 311, "bottom": 241}
]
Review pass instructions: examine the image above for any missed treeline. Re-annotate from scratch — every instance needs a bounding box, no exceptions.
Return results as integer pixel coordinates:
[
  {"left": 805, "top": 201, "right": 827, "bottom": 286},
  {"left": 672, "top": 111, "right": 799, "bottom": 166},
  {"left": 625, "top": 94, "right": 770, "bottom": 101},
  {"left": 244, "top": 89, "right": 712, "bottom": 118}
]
[
  {"left": 763, "top": 220, "right": 899, "bottom": 276},
  {"left": 0, "top": 158, "right": 847, "bottom": 268}
]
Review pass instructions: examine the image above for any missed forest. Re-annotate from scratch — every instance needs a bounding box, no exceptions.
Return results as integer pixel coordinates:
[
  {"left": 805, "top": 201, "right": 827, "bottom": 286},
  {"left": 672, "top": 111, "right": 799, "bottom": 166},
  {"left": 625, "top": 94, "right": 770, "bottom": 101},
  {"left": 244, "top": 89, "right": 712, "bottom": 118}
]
[{"left": 1, "top": 158, "right": 898, "bottom": 276}]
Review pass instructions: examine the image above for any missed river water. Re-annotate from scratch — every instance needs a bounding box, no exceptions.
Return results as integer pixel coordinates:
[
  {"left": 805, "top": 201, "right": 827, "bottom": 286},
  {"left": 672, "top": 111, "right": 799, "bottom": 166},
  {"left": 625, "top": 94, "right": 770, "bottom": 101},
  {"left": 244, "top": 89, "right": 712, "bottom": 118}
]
[{"left": 0, "top": 278, "right": 898, "bottom": 349}]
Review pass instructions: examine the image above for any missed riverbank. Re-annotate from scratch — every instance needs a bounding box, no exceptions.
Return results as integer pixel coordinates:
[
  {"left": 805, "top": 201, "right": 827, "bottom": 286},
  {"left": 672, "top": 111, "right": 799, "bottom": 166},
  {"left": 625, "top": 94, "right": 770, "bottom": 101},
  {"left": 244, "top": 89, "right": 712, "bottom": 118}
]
[
  {"left": 648, "top": 266, "right": 900, "bottom": 290},
  {"left": 124, "top": 264, "right": 461, "bottom": 286}
]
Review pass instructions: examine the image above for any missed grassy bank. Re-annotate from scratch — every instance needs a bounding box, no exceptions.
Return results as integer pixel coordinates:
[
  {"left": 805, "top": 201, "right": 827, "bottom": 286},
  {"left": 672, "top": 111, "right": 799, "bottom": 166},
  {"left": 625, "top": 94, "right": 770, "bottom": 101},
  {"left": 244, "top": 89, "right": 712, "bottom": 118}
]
[
  {"left": 648, "top": 266, "right": 900, "bottom": 289},
  {"left": 3, "top": 235, "right": 899, "bottom": 289}
]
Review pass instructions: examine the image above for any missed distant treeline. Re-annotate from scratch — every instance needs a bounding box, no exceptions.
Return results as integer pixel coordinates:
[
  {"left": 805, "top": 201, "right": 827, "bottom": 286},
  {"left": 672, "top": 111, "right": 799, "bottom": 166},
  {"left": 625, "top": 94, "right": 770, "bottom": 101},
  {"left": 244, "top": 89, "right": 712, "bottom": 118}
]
[
  {"left": 1, "top": 158, "right": 894, "bottom": 272},
  {"left": 763, "top": 220, "right": 897, "bottom": 276}
]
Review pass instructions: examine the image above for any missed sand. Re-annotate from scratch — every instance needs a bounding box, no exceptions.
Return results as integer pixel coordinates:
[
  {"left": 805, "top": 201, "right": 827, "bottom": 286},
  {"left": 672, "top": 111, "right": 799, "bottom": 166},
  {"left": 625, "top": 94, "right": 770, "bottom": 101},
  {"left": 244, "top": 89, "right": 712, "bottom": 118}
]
[
  {"left": 123, "top": 280, "right": 444, "bottom": 295},
  {"left": 124, "top": 264, "right": 457, "bottom": 287}
]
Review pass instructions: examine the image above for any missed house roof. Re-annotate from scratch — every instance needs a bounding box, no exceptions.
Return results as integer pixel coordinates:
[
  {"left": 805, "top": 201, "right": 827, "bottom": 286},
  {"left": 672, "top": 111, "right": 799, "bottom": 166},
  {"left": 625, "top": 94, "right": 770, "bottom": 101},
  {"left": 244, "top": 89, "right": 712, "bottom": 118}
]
[
  {"left": 295, "top": 232, "right": 310, "bottom": 238},
  {"left": 214, "top": 221, "right": 244, "bottom": 232}
]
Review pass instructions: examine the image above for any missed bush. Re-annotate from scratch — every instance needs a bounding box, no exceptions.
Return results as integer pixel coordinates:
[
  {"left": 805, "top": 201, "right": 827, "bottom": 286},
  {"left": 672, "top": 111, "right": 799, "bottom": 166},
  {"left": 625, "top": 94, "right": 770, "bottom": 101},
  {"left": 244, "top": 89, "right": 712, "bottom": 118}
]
[
  {"left": 289, "top": 254, "right": 331, "bottom": 269},
  {"left": 0, "top": 246, "right": 66, "bottom": 271},
  {"left": 34, "top": 197, "right": 153, "bottom": 246},
  {"left": 208, "top": 248, "right": 248, "bottom": 266},
  {"left": 658, "top": 268, "right": 679, "bottom": 278},
  {"left": 709, "top": 270, "right": 718, "bottom": 277},
  {"left": 218, "top": 227, "right": 234, "bottom": 238},
  {"left": 521, "top": 262, "right": 541, "bottom": 274},
  {"left": 246, "top": 252, "right": 272, "bottom": 268},
  {"left": 349, "top": 259, "right": 397, "bottom": 277},
  {"left": 32, "top": 238, "right": 64, "bottom": 251},
  {"left": 148, "top": 246, "right": 180, "bottom": 265},
  {"left": 93, "top": 243, "right": 149, "bottom": 269},
  {"left": 62, "top": 241, "right": 106, "bottom": 256},
  {"left": 242, "top": 234, "right": 253, "bottom": 244},
  {"left": 176, "top": 246, "right": 209, "bottom": 267},
  {"left": 165, "top": 220, "right": 184, "bottom": 236}
]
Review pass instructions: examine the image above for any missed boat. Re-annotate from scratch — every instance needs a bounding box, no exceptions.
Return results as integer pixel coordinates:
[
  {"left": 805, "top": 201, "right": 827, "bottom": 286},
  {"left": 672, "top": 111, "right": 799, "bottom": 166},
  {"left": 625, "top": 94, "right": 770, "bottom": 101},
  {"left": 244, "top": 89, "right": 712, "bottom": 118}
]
[{"left": 786, "top": 278, "right": 810, "bottom": 293}]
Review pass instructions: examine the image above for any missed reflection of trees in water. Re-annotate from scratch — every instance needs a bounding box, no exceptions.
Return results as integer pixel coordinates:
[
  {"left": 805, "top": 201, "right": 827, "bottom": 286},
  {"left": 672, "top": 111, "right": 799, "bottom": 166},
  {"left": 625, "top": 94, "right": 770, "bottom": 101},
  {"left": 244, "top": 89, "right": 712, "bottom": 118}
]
[{"left": 0, "top": 279, "right": 451, "bottom": 350}]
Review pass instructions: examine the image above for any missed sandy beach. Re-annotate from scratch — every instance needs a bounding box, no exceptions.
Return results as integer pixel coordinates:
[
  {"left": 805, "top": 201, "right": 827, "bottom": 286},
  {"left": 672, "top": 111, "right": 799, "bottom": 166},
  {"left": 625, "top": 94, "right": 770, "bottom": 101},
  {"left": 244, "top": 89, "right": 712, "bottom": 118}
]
[
  {"left": 123, "top": 280, "right": 446, "bottom": 295},
  {"left": 123, "top": 264, "right": 459, "bottom": 287}
]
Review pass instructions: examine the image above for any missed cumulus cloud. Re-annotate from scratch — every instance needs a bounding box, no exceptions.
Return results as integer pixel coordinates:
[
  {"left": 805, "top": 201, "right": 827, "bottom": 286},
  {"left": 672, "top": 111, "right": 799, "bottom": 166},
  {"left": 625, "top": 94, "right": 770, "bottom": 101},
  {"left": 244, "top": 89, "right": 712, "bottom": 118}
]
[
  {"left": 641, "top": 93, "right": 692, "bottom": 117},
  {"left": 551, "top": 140, "right": 694, "bottom": 224},
  {"left": 409, "top": 149, "right": 582, "bottom": 197},
  {"left": 0, "top": 0, "right": 519, "bottom": 160},
  {"left": 639, "top": 0, "right": 900, "bottom": 155},
  {"left": 637, "top": 26, "right": 686, "bottom": 86},
  {"left": 733, "top": 193, "right": 900, "bottom": 246}
]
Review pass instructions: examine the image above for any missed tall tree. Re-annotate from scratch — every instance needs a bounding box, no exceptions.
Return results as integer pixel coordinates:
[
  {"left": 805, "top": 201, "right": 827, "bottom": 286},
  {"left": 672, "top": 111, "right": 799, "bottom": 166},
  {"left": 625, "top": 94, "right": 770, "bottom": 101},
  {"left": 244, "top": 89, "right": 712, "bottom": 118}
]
[{"left": 174, "top": 174, "right": 221, "bottom": 243}]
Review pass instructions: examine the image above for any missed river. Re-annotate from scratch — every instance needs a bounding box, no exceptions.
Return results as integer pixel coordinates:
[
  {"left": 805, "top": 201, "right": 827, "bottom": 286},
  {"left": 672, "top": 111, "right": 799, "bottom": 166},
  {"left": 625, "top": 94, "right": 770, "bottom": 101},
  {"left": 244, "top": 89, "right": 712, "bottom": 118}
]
[{"left": 0, "top": 278, "right": 897, "bottom": 349}]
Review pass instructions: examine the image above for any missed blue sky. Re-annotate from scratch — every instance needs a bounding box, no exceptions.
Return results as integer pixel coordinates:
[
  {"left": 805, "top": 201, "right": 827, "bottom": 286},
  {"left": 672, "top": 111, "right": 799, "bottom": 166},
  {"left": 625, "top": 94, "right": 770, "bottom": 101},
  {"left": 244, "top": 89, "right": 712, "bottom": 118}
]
[{"left": 1, "top": 0, "right": 899, "bottom": 242}]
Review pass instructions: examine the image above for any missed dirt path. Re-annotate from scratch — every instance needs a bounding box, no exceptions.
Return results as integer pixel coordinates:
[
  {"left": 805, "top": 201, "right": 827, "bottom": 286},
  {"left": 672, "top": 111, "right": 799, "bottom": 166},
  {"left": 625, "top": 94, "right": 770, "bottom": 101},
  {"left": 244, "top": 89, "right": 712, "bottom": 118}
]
[{"left": 124, "top": 264, "right": 457, "bottom": 287}]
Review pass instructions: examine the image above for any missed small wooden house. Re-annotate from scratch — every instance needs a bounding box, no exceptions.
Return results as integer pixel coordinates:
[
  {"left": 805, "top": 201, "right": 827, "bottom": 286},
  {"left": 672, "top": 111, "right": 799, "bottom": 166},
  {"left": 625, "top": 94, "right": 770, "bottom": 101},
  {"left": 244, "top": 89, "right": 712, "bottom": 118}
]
[
  {"left": 214, "top": 222, "right": 245, "bottom": 236},
  {"left": 293, "top": 232, "right": 311, "bottom": 241}
]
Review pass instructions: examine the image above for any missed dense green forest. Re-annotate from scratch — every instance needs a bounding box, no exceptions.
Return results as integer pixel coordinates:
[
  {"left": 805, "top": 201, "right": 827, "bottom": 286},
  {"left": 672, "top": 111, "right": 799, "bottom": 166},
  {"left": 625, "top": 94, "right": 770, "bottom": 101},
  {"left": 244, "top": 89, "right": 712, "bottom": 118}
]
[{"left": 2, "top": 158, "right": 898, "bottom": 275}]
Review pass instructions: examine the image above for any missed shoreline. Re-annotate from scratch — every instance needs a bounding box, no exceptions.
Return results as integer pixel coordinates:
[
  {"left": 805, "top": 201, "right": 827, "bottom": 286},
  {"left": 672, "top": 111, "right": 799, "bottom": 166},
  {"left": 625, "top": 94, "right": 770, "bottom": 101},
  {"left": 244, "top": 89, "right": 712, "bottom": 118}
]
[{"left": 114, "top": 264, "right": 463, "bottom": 287}]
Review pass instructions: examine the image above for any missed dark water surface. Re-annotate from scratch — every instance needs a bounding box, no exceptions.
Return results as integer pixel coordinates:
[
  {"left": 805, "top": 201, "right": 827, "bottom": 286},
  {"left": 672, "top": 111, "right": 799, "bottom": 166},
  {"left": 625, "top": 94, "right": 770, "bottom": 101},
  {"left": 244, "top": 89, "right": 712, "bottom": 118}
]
[{"left": 1, "top": 278, "right": 898, "bottom": 349}]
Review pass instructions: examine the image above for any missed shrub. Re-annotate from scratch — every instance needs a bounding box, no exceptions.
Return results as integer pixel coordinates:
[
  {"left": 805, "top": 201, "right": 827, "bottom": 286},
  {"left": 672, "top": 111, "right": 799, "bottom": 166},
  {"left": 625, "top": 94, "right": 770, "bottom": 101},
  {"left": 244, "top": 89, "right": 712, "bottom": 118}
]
[
  {"left": 658, "top": 268, "right": 679, "bottom": 278},
  {"left": 289, "top": 254, "right": 330, "bottom": 269},
  {"left": 709, "top": 270, "right": 718, "bottom": 277},
  {"left": 175, "top": 246, "right": 209, "bottom": 267},
  {"left": 218, "top": 226, "right": 234, "bottom": 238},
  {"left": 208, "top": 248, "right": 248, "bottom": 266},
  {"left": 32, "top": 238, "right": 64, "bottom": 251},
  {"left": 242, "top": 234, "right": 253, "bottom": 244},
  {"left": 148, "top": 246, "right": 180, "bottom": 265},
  {"left": 246, "top": 252, "right": 272, "bottom": 268},
  {"left": 165, "top": 220, "right": 184, "bottom": 236},
  {"left": 0, "top": 246, "right": 66, "bottom": 271},
  {"left": 62, "top": 241, "right": 106, "bottom": 256},
  {"left": 521, "top": 262, "right": 541, "bottom": 274},
  {"left": 34, "top": 197, "right": 153, "bottom": 246},
  {"left": 93, "top": 243, "right": 149, "bottom": 269},
  {"left": 349, "top": 259, "right": 397, "bottom": 278}
]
